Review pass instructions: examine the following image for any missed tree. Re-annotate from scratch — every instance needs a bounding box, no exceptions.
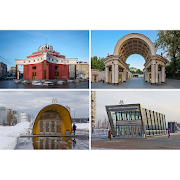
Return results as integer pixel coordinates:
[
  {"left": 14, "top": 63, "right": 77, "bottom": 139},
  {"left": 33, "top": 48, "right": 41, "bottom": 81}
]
[
  {"left": 130, "top": 69, "right": 143, "bottom": 74},
  {"left": 154, "top": 31, "right": 180, "bottom": 79},
  {"left": 91, "top": 56, "right": 105, "bottom": 71}
]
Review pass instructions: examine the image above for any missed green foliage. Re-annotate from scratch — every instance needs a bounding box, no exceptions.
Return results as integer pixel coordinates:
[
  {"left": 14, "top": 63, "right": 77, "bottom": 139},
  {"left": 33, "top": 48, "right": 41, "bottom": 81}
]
[
  {"left": 91, "top": 56, "right": 105, "bottom": 71},
  {"left": 155, "top": 30, "right": 180, "bottom": 78},
  {"left": 126, "top": 64, "right": 130, "bottom": 70},
  {"left": 130, "top": 69, "right": 143, "bottom": 74}
]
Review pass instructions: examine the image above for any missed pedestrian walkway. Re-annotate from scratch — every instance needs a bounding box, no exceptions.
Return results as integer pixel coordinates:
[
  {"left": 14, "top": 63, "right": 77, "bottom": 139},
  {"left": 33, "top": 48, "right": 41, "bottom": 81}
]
[
  {"left": 91, "top": 78, "right": 180, "bottom": 89},
  {"left": 91, "top": 133, "right": 180, "bottom": 149}
]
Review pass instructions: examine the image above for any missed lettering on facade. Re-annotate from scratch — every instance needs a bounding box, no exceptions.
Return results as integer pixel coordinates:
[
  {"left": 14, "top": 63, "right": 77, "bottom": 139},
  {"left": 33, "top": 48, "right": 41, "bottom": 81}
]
[{"left": 52, "top": 98, "right": 58, "bottom": 104}]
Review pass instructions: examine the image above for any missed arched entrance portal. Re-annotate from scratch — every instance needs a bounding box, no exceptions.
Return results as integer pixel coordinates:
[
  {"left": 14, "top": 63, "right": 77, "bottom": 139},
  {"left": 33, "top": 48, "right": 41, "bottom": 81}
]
[
  {"left": 33, "top": 104, "right": 71, "bottom": 135},
  {"left": 103, "top": 33, "right": 168, "bottom": 85}
]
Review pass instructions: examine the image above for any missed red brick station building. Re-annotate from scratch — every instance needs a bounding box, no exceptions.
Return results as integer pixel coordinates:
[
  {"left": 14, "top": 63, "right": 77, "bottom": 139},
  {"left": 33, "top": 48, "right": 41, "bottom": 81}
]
[{"left": 15, "top": 45, "right": 77, "bottom": 80}]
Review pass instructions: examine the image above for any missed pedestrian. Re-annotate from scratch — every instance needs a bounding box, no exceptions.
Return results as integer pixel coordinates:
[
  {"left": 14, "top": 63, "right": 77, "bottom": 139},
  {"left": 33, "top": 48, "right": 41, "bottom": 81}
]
[
  {"left": 103, "top": 80, "right": 104, "bottom": 83},
  {"left": 73, "top": 124, "right": 76, "bottom": 135},
  {"left": 109, "top": 129, "right": 112, "bottom": 140},
  {"left": 168, "top": 128, "right": 170, "bottom": 138}
]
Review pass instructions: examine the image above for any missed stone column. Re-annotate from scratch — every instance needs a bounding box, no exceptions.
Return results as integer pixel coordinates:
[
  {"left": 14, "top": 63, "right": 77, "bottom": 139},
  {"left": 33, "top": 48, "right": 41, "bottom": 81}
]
[
  {"left": 151, "top": 64, "right": 155, "bottom": 85},
  {"left": 145, "top": 69, "right": 148, "bottom": 82},
  {"left": 112, "top": 63, "right": 115, "bottom": 84},
  {"left": 161, "top": 66, "right": 165, "bottom": 83},
  {"left": 114, "top": 64, "right": 118, "bottom": 85},
  {"left": 105, "top": 66, "right": 109, "bottom": 83},
  {"left": 155, "top": 63, "right": 158, "bottom": 84}
]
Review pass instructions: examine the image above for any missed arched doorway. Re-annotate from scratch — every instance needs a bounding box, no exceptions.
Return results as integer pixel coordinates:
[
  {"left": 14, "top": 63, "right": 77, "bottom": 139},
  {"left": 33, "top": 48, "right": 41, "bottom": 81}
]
[
  {"left": 103, "top": 33, "right": 168, "bottom": 85},
  {"left": 32, "top": 104, "right": 71, "bottom": 135}
]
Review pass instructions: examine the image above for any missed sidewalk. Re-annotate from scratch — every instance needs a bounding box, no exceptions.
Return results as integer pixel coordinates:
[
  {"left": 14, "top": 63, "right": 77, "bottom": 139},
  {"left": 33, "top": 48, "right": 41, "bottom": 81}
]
[{"left": 91, "top": 133, "right": 180, "bottom": 149}]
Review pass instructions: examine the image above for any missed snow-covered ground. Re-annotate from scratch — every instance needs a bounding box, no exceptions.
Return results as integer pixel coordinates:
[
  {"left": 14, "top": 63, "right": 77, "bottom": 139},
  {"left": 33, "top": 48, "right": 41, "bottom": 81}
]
[
  {"left": 0, "top": 122, "right": 30, "bottom": 150},
  {"left": 74, "top": 123, "right": 89, "bottom": 130}
]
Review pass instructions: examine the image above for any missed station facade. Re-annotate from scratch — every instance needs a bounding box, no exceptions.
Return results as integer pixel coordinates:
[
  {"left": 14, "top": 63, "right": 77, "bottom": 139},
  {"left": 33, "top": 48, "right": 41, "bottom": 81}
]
[
  {"left": 105, "top": 103, "right": 166, "bottom": 138},
  {"left": 15, "top": 45, "right": 77, "bottom": 80},
  {"left": 103, "top": 33, "right": 168, "bottom": 85},
  {"left": 32, "top": 104, "right": 71, "bottom": 135},
  {"left": 32, "top": 104, "right": 72, "bottom": 149}
]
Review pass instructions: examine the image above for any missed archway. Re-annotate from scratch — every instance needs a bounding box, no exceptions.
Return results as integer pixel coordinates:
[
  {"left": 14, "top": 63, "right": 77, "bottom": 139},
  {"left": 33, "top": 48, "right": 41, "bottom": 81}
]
[
  {"left": 32, "top": 104, "right": 71, "bottom": 135},
  {"left": 103, "top": 33, "right": 168, "bottom": 85}
]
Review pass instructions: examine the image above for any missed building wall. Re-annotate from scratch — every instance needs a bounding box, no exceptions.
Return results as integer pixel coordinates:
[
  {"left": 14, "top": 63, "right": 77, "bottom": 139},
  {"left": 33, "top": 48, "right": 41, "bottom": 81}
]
[
  {"left": 91, "top": 91, "right": 96, "bottom": 128},
  {"left": 24, "top": 62, "right": 69, "bottom": 80},
  {"left": 0, "top": 107, "right": 7, "bottom": 125},
  {"left": 0, "top": 62, "right": 7, "bottom": 79},
  {"left": 18, "top": 113, "right": 31, "bottom": 123},
  {"left": 76, "top": 64, "right": 89, "bottom": 79}
]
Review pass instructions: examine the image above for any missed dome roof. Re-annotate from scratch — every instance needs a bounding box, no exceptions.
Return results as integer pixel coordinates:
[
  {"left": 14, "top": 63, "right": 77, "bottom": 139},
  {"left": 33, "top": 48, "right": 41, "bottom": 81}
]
[{"left": 38, "top": 44, "right": 53, "bottom": 51}]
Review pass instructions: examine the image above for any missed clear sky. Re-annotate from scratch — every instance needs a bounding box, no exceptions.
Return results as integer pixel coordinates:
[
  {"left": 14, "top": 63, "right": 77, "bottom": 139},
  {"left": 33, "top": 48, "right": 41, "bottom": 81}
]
[
  {"left": 0, "top": 30, "right": 89, "bottom": 71},
  {"left": 96, "top": 91, "right": 180, "bottom": 124},
  {"left": 91, "top": 30, "right": 162, "bottom": 71},
  {"left": 0, "top": 91, "right": 89, "bottom": 118}
]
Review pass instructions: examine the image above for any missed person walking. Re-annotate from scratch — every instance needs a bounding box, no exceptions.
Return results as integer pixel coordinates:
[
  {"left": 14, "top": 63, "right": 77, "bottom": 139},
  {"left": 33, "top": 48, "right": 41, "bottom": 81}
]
[
  {"left": 168, "top": 128, "right": 170, "bottom": 138},
  {"left": 73, "top": 124, "right": 76, "bottom": 135},
  {"left": 109, "top": 129, "right": 112, "bottom": 140}
]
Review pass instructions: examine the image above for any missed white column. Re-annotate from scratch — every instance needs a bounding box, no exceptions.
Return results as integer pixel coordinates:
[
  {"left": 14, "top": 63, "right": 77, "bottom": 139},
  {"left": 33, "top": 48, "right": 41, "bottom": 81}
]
[
  {"left": 114, "top": 64, "right": 118, "bottom": 84},
  {"left": 161, "top": 66, "right": 165, "bottom": 83},
  {"left": 112, "top": 63, "right": 115, "bottom": 84},
  {"left": 105, "top": 66, "right": 109, "bottom": 83},
  {"left": 151, "top": 64, "right": 155, "bottom": 84},
  {"left": 145, "top": 69, "right": 148, "bottom": 82},
  {"left": 155, "top": 63, "right": 158, "bottom": 84}
]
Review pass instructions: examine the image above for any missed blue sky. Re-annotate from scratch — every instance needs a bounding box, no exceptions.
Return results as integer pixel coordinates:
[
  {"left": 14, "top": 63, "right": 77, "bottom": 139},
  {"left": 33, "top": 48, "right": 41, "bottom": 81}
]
[
  {"left": 0, "top": 30, "right": 89, "bottom": 71},
  {"left": 91, "top": 30, "right": 162, "bottom": 70}
]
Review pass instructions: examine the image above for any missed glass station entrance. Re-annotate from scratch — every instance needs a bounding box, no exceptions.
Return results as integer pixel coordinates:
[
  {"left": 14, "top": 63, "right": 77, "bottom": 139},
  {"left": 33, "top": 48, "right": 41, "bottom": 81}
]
[
  {"left": 106, "top": 104, "right": 144, "bottom": 138},
  {"left": 116, "top": 125, "right": 141, "bottom": 137}
]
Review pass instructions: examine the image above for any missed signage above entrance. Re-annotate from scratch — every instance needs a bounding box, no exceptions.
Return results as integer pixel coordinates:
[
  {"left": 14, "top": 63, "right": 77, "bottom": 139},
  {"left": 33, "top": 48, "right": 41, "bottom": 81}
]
[{"left": 116, "top": 120, "right": 142, "bottom": 126}]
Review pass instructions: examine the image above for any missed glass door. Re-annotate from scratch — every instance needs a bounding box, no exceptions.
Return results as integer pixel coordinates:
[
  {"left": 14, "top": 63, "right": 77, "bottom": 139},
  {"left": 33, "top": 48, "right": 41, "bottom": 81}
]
[
  {"left": 50, "top": 121, "right": 55, "bottom": 134},
  {"left": 128, "top": 126, "right": 132, "bottom": 137},
  {"left": 56, "top": 120, "right": 62, "bottom": 134},
  {"left": 119, "top": 74, "right": 122, "bottom": 82},
  {"left": 45, "top": 121, "right": 50, "bottom": 134},
  {"left": 137, "top": 126, "right": 142, "bottom": 137}
]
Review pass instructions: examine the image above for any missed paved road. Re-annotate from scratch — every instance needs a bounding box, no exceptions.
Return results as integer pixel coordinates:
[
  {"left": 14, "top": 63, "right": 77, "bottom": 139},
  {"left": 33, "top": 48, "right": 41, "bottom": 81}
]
[
  {"left": 91, "top": 134, "right": 180, "bottom": 149},
  {"left": 91, "top": 78, "right": 180, "bottom": 89},
  {"left": 0, "top": 80, "right": 89, "bottom": 89}
]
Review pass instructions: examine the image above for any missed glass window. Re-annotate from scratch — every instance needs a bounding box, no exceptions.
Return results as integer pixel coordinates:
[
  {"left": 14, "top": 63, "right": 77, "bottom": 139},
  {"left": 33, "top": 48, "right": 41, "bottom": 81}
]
[
  {"left": 142, "top": 109, "right": 148, "bottom": 130},
  {"left": 127, "top": 111, "right": 130, "bottom": 120},
  {"left": 146, "top": 110, "right": 152, "bottom": 130},
  {"left": 150, "top": 110, "right": 155, "bottom": 130},
  {"left": 110, "top": 112, "right": 116, "bottom": 129},
  {"left": 122, "top": 112, "right": 126, "bottom": 120},
  {"left": 131, "top": 111, "right": 135, "bottom": 120},
  {"left": 32, "top": 66, "right": 36, "bottom": 70},
  {"left": 156, "top": 112, "right": 160, "bottom": 133}
]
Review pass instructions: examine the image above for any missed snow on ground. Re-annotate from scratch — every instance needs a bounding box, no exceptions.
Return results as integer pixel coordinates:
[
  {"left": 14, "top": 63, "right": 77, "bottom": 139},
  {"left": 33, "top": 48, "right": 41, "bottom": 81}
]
[
  {"left": 74, "top": 123, "right": 89, "bottom": 130},
  {"left": 0, "top": 122, "right": 30, "bottom": 150}
]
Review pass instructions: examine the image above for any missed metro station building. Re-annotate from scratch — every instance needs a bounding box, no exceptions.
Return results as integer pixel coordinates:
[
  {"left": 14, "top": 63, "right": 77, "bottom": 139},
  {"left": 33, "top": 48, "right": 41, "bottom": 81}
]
[
  {"left": 32, "top": 104, "right": 72, "bottom": 149},
  {"left": 106, "top": 103, "right": 166, "bottom": 138},
  {"left": 15, "top": 45, "right": 77, "bottom": 80},
  {"left": 103, "top": 33, "right": 168, "bottom": 85}
]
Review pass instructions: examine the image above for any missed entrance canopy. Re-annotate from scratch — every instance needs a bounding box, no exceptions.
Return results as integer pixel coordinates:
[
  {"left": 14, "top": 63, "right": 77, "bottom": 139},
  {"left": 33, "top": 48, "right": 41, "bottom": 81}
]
[{"left": 33, "top": 104, "right": 71, "bottom": 135}]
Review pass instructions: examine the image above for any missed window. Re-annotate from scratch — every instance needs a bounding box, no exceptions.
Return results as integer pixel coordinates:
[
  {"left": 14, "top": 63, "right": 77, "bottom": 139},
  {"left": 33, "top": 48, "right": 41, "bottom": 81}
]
[
  {"left": 55, "top": 66, "right": 59, "bottom": 70},
  {"left": 32, "top": 66, "right": 36, "bottom": 70}
]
